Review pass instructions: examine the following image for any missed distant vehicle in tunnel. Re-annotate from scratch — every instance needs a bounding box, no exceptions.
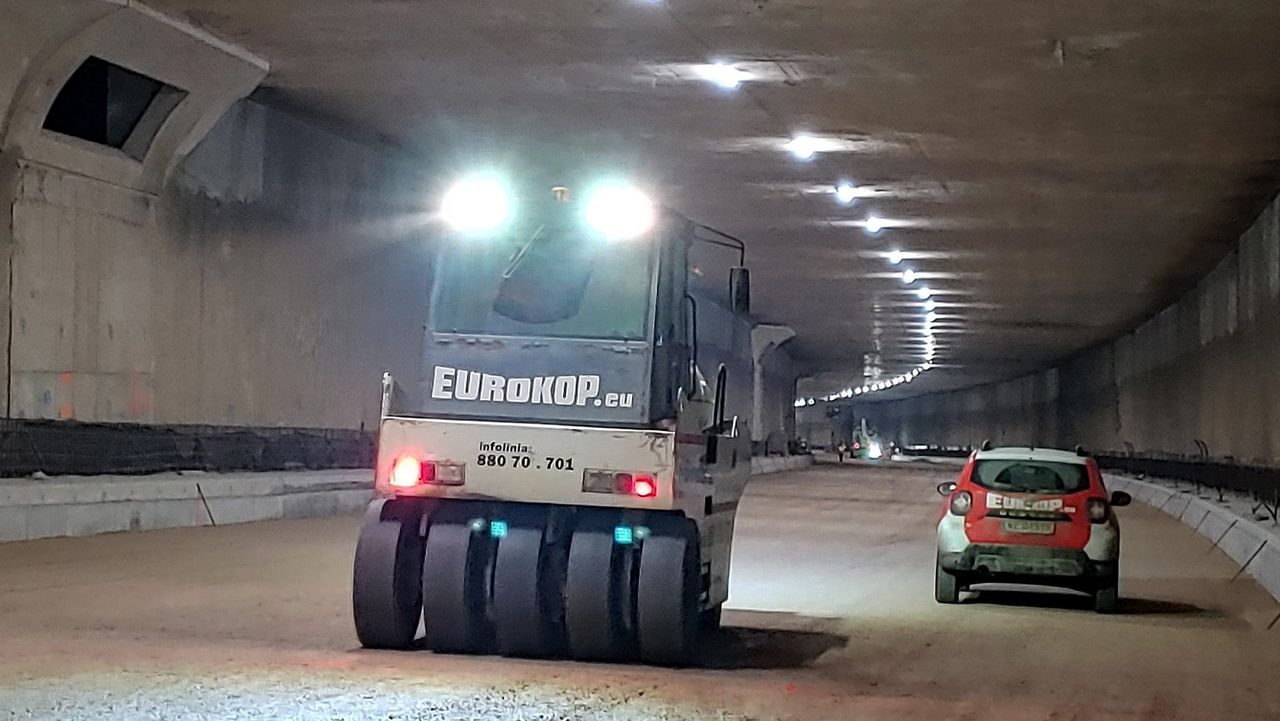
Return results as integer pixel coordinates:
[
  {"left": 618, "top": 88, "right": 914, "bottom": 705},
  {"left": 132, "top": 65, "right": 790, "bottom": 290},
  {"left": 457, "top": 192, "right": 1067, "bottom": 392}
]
[
  {"left": 353, "top": 178, "right": 755, "bottom": 665},
  {"left": 847, "top": 418, "right": 884, "bottom": 460},
  {"left": 934, "top": 446, "right": 1132, "bottom": 612}
]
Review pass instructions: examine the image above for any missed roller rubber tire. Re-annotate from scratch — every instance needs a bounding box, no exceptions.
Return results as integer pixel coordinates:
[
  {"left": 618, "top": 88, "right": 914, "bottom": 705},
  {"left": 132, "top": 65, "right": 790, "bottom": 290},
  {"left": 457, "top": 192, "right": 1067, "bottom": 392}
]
[
  {"left": 565, "top": 518, "right": 633, "bottom": 660},
  {"left": 493, "top": 520, "right": 568, "bottom": 658},
  {"left": 423, "top": 516, "right": 496, "bottom": 654},
  {"left": 352, "top": 503, "right": 424, "bottom": 649},
  {"left": 637, "top": 518, "right": 701, "bottom": 666}
]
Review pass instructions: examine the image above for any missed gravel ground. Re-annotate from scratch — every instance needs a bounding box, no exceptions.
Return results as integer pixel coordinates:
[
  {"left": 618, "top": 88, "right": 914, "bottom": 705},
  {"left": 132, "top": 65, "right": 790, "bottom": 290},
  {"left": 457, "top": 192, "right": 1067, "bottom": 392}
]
[
  {"left": 0, "top": 672, "right": 752, "bottom": 721},
  {"left": 2, "top": 462, "right": 1278, "bottom": 721}
]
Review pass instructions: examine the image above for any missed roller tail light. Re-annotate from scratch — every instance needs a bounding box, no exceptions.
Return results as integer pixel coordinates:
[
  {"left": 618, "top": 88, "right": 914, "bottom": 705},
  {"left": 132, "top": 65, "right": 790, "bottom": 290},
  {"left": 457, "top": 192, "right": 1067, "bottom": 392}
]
[
  {"left": 388, "top": 453, "right": 464, "bottom": 488},
  {"left": 583, "top": 469, "right": 660, "bottom": 498}
]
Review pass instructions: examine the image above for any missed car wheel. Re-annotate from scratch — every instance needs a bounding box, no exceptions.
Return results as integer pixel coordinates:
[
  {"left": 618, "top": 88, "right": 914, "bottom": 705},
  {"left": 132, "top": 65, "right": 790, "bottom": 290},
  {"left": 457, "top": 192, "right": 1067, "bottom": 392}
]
[
  {"left": 934, "top": 557, "right": 960, "bottom": 604},
  {"left": 1094, "top": 581, "right": 1119, "bottom": 614}
]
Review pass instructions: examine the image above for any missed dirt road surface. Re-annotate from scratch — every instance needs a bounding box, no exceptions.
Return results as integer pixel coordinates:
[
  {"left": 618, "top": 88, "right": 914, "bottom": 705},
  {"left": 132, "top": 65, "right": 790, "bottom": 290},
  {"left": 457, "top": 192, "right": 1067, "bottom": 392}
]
[{"left": 2, "top": 462, "right": 1277, "bottom": 720}]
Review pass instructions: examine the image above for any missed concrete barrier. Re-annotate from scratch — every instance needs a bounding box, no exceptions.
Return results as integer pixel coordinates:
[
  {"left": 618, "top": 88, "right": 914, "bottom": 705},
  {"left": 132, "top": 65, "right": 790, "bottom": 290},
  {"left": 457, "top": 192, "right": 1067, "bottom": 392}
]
[
  {"left": 0, "top": 470, "right": 373, "bottom": 543},
  {"left": 1105, "top": 474, "right": 1280, "bottom": 603},
  {"left": 0, "top": 455, "right": 816, "bottom": 543},
  {"left": 750, "top": 454, "right": 814, "bottom": 475}
]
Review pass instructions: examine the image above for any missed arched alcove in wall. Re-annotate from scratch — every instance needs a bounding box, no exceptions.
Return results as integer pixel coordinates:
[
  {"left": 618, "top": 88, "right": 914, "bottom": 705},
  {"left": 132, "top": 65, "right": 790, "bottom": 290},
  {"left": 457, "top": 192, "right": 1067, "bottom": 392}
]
[{"left": 2, "top": 0, "right": 266, "bottom": 193}]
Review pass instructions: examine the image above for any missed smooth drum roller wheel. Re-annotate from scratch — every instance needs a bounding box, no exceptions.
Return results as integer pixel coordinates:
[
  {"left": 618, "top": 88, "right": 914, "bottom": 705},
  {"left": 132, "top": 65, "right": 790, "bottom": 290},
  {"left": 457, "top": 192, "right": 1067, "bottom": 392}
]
[
  {"left": 565, "top": 517, "right": 635, "bottom": 660},
  {"left": 637, "top": 517, "right": 701, "bottom": 666},
  {"left": 353, "top": 500, "right": 424, "bottom": 649},
  {"left": 493, "top": 515, "right": 568, "bottom": 658},
  {"left": 422, "top": 510, "right": 496, "bottom": 654}
]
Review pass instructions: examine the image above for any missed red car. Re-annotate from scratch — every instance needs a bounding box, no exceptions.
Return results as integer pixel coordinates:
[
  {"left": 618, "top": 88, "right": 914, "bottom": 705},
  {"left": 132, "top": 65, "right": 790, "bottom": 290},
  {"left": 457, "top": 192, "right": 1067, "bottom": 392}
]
[{"left": 934, "top": 445, "right": 1131, "bottom": 612}]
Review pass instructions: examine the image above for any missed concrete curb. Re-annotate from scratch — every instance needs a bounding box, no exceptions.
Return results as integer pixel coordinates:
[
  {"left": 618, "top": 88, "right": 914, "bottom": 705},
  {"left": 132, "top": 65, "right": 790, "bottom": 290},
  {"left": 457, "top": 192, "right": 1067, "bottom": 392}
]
[
  {"left": 750, "top": 454, "right": 814, "bottom": 475},
  {"left": 0, "top": 456, "right": 816, "bottom": 543},
  {"left": 1105, "top": 474, "right": 1280, "bottom": 604},
  {"left": 0, "top": 470, "right": 374, "bottom": 543}
]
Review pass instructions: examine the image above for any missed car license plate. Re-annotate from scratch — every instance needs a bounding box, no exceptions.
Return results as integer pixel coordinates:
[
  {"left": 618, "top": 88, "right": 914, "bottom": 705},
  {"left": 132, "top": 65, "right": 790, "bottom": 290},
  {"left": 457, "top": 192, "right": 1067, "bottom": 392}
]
[{"left": 1002, "top": 519, "right": 1055, "bottom": 535}]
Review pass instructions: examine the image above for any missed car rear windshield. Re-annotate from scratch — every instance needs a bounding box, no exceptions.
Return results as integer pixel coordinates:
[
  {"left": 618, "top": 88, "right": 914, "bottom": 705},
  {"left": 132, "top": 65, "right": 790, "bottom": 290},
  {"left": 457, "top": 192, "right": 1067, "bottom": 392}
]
[{"left": 972, "top": 460, "right": 1089, "bottom": 494}]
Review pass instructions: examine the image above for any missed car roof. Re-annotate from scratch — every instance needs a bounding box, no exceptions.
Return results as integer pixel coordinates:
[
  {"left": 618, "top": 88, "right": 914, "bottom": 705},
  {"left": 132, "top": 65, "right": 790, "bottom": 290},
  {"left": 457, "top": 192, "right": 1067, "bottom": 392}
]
[{"left": 973, "top": 447, "right": 1088, "bottom": 465}]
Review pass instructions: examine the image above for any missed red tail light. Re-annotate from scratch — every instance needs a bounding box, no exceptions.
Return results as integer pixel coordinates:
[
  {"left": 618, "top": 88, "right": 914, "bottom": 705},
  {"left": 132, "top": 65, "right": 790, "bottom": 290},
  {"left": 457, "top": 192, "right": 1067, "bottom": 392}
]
[
  {"left": 631, "top": 475, "right": 657, "bottom": 498},
  {"left": 390, "top": 454, "right": 451, "bottom": 487},
  {"left": 949, "top": 490, "right": 973, "bottom": 516},
  {"left": 391, "top": 456, "right": 423, "bottom": 487},
  {"left": 584, "top": 469, "right": 659, "bottom": 498},
  {"left": 1086, "top": 499, "right": 1110, "bottom": 523}
]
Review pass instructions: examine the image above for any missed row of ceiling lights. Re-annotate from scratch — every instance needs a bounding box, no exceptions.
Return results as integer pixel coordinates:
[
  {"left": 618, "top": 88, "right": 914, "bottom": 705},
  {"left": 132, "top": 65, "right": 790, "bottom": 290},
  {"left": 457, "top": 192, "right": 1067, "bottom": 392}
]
[{"left": 690, "top": 60, "right": 955, "bottom": 407}]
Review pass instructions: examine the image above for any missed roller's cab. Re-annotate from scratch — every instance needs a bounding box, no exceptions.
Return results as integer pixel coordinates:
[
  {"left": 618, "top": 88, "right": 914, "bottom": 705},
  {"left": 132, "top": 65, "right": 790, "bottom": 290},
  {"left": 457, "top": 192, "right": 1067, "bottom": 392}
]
[{"left": 356, "top": 183, "right": 753, "bottom": 665}]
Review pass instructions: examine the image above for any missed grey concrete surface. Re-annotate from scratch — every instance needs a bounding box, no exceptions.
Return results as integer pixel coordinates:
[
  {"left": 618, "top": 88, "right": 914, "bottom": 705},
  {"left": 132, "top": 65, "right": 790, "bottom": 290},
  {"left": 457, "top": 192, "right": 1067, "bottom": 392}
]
[{"left": 1, "top": 461, "right": 1276, "bottom": 720}]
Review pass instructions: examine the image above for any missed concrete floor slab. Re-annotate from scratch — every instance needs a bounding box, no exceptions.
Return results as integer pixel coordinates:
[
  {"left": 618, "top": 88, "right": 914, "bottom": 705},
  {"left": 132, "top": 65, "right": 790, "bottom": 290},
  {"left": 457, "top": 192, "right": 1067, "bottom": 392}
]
[{"left": 1, "top": 461, "right": 1276, "bottom": 720}]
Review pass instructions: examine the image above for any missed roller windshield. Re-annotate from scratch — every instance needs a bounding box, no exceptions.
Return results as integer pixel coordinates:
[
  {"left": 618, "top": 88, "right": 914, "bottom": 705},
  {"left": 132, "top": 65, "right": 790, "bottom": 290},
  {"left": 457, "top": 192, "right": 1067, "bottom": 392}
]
[{"left": 431, "top": 230, "right": 656, "bottom": 341}]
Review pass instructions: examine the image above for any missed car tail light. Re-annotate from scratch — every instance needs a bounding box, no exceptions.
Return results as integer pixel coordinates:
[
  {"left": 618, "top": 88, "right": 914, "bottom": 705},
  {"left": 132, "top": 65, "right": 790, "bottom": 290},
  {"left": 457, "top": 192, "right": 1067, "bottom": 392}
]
[
  {"left": 949, "top": 490, "right": 973, "bottom": 516},
  {"left": 389, "top": 454, "right": 463, "bottom": 488},
  {"left": 583, "top": 469, "right": 659, "bottom": 498},
  {"left": 1087, "top": 498, "right": 1110, "bottom": 523}
]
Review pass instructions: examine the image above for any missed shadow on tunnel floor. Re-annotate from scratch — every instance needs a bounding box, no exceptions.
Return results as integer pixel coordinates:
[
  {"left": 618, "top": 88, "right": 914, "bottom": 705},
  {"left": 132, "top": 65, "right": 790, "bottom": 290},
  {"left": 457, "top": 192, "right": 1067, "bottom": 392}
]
[
  {"left": 965, "top": 588, "right": 1215, "bottom": 618},
  {"left": 700, "top": 610, "right": 848, "bottom": 670}
]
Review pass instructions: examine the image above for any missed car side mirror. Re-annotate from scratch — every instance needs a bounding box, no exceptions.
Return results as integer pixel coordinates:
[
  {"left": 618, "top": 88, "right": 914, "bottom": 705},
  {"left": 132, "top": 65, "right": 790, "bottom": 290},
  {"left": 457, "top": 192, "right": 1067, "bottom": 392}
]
[
  {"left": 1110, "top": 491, "right": 1132, "bottom": 507},
  {"left": 937, "top": 481, "right": 957, "bottom": 496},
  {"left": 730, "top": 266, "right": 751, "bottom": 315}
]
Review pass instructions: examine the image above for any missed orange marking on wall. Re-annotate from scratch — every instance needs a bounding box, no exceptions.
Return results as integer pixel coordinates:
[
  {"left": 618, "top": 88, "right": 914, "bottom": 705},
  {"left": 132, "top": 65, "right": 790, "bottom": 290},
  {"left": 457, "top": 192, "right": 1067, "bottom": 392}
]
[{"left": 57, "top": 372, "right": 74, "bottom": 419}]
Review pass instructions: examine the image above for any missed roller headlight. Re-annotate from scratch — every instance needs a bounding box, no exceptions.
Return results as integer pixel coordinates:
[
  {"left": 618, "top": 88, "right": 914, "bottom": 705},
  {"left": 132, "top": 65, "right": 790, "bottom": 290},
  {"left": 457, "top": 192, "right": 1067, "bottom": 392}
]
[
  {"left": 583, "top": 183, "right": 655, "bottom": 241},
  {"left": 440, "top": 176, "right": 512, "bottom": 233}
]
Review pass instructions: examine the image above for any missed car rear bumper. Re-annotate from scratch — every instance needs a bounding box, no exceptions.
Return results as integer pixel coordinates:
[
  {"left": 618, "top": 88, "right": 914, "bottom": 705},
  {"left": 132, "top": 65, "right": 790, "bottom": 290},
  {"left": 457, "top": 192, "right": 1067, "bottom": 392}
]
[{"left": 940, "top": 544, "right": 1117, "bottom": 588}]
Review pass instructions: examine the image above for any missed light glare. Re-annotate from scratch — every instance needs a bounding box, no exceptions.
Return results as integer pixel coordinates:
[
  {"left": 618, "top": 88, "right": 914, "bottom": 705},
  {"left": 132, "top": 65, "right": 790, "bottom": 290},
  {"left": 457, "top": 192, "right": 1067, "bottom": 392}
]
[
  {"left": 916, "top": 286, "right": 933, "bottom": 300},
  {"left": 835, "top": 183, "right": 858, "bottom": 204},
  {"left": 887, "top": 249, "right": 904, "bottom": 265},
  {"left": 699, "top": 62, "right": 749, "bottom": 89},
  {"left": 441, "top": 177, "right": 511, "bottom": 233},
  {"left": 584, "top": 184, "right": 656, "bottom": 240},
  {"left": 865, "top": 216, "right": 884, "bottom": 234},
  {"left": 785, "top": 135, "right": 821, "bottom": 160}
]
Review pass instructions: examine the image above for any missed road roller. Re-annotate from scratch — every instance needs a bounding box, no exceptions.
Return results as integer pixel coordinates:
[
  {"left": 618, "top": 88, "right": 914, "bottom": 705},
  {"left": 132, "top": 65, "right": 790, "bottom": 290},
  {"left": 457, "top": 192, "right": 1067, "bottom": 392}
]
[{"left": 352, "top": 176, "right": 754, "bottom": 665}]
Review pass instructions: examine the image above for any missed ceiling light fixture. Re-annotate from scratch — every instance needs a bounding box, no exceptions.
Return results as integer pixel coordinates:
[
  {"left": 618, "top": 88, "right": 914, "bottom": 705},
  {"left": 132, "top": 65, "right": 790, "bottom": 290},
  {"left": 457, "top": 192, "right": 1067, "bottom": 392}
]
[
  {"left": 785, "top": 135, "right": 821, "bottom": 160},
  {"left": 916, "top": 286, "right": 933, "bottom": 300},
  {"left": 864, "top": 215, "right": 884, "bottom": 234},
  {"left": 834, "top": 183, "right": 858, "bottom": 204},
  {"left": 902, "top": 269, "right": 916, "bottom": 285},
  {"left": 699, "top": 61, "right": 749, "bottom": 89},
  {"left": 887, "top": 249, "right": 904, "bottom": 265}
]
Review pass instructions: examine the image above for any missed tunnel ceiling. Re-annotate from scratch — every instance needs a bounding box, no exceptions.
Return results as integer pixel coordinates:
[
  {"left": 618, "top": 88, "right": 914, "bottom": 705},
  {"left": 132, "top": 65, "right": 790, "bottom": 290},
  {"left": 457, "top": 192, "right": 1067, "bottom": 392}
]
[{"left": 152, "top": 0, "right": 1280, "bottom": 397}]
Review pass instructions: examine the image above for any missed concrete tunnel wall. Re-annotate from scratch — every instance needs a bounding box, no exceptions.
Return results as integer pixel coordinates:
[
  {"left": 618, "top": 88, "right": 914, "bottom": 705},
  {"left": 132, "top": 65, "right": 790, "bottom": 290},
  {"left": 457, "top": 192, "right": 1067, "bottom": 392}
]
[
  {"left": 0, "top": 0, "right": 801, "bottom": 447},
  {"left": 858, "top": 188, "right": 1280, "bottom": 464},
  {"left": 0, "top": 0, "right": 431, "bottom": 432}
]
